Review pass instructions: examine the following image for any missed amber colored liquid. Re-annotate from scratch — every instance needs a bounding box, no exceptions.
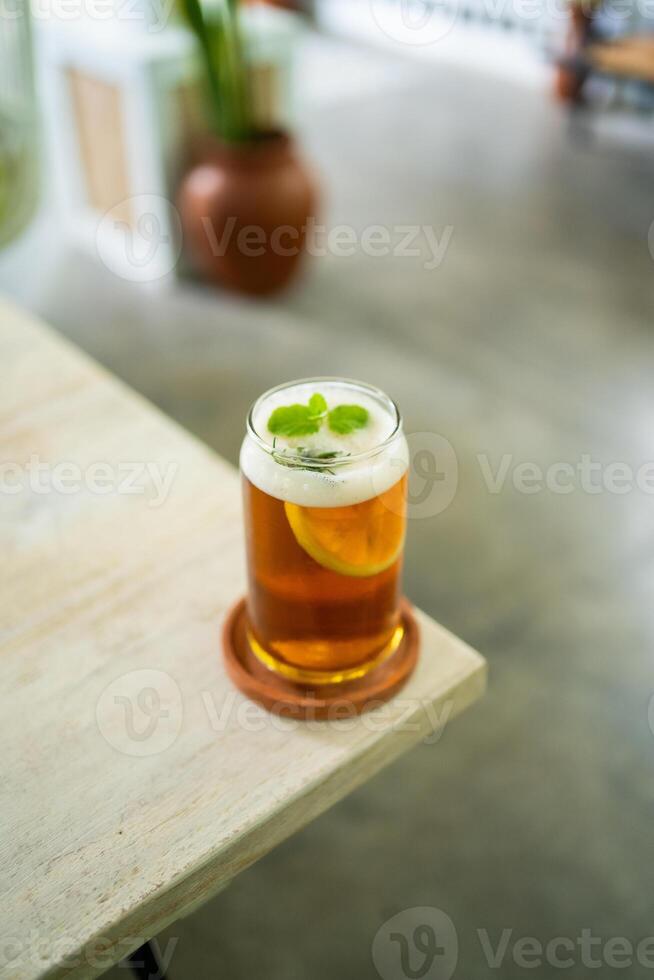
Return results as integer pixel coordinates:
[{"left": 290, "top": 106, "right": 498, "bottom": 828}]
[{"left": 242, "top": 473, "right": 407, "bottom": 679}]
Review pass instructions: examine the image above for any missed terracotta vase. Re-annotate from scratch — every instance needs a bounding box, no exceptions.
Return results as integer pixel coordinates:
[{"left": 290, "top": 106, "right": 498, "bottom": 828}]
[{"left": 178, "top": 132, "right": 318, "bottom": 296}]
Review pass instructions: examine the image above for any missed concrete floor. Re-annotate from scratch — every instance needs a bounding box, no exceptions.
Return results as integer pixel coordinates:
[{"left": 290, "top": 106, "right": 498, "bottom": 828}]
[{"left": 4, "top": 34, "right": 654, "bottom": 980}]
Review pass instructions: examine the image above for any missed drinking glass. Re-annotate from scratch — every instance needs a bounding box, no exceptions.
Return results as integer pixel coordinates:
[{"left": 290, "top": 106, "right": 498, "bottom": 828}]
[{"left": 240, "top": 378, "right": 409, "bottom": 685}]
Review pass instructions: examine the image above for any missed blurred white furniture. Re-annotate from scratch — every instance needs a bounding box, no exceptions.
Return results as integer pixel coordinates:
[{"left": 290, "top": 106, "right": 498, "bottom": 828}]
[
  {"left": 0, "top": 298, "right": 485, "bottom": 980},
  {"left": 34, "top": 7, "right": 301, "bottom": 282}
]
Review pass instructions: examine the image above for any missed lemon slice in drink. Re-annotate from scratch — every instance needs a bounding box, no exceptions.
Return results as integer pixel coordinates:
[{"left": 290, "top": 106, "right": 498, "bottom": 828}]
[{"left": 284, "top": 492, "right": 405, "bottom": 578}]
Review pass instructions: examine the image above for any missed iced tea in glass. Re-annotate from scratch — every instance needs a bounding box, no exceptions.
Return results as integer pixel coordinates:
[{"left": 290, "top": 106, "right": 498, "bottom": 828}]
[{"left": 240, "top": 378, "right": 408, "bottom": 685}]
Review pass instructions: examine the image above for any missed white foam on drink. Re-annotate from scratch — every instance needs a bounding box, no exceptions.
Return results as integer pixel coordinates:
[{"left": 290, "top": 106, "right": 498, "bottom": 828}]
[{"left": 240, "top": 381, "right": 409, "bottom": 507}]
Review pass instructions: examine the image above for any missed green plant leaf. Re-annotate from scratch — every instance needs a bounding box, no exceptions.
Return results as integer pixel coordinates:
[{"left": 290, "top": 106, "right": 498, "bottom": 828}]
[
  {"left": 178, "top": 0, "right": 223, "bottom": 132},
  {"left": 268, "top": 405, "right": 322, "bottom": 438},
  {"left": 308, "top": 393, "right": 328, "bottom": 417},
  {"left": 328, "top": 404, "right": 369, "bottom": 434},
  {"left": 179, "top": 0, "right": 253, "bottom": 143}
]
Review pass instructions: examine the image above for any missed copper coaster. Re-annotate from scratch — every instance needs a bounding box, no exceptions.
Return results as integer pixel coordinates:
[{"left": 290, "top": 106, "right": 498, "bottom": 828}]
[{"left": 222, "top": 597, "right": 420, "bottom": 720}]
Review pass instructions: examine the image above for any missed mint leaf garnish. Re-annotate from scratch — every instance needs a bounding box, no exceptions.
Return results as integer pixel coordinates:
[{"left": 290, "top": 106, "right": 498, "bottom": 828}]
[
  {"left": 327, "top": 404, "right": 369, "bottom": 434},
  {"left": 268, "top": 392, "right": 327, "bottom": 437},
  {"left": 268, "top": 404, "right": 321, "bottom": 437},
  {"left": 267, "top": 392, "right": 369, "bottom": 445},
  {"left": 308, "top": 393, "right": 327, "bottom": 417}
]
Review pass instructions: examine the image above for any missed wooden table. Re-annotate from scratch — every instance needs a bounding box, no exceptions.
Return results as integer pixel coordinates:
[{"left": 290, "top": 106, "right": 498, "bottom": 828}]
[{"left": 0, "top": 298, "right": 486, "bottom": 980}]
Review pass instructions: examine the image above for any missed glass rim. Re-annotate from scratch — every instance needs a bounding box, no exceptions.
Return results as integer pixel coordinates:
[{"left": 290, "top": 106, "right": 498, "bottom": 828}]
[{"left": 246, "top": 376, "right": 403, "bottom": 468}]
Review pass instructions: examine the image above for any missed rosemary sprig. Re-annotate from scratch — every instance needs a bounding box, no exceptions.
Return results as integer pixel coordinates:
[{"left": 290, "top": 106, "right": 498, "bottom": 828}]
[{"left": 271, "top": 441, "right": 350, "bottom": 475}]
